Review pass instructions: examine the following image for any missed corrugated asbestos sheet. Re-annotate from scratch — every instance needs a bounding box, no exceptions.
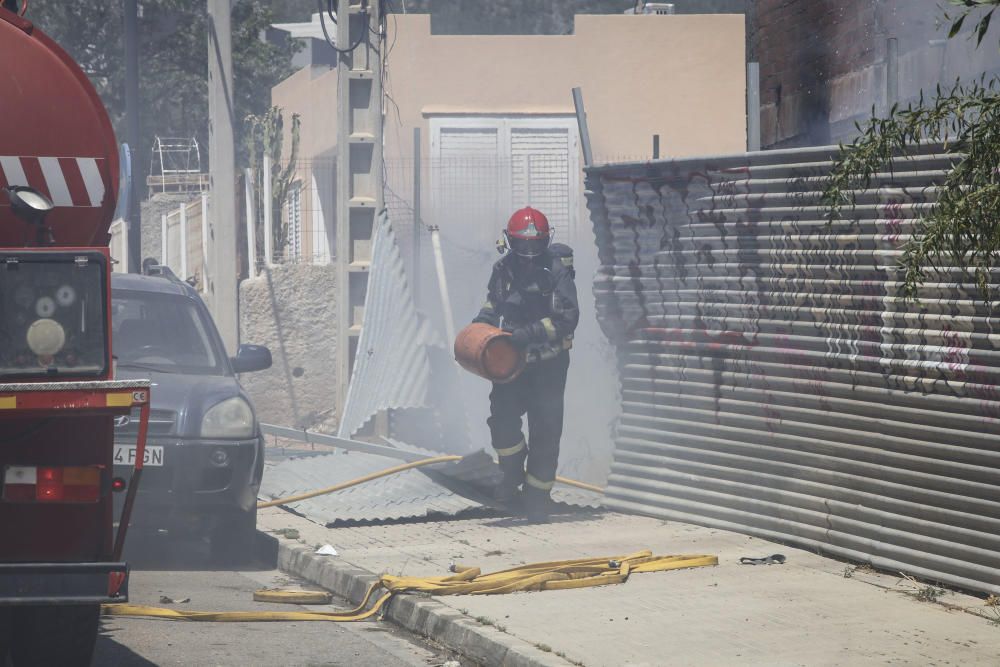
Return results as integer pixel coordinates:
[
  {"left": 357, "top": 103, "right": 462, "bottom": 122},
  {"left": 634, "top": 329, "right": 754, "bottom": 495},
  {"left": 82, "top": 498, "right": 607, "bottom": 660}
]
[
  {"left": 260, "top": 437, "right": 601, "bottom": 524},
  {"left": 338, "top": 211, "right": 443, "bottom": 439},
  {"left": 585, "top": 144, "right": 1000, "bottom": 595},
  {"left": 260, "top": 448, "right": 483, "bottom": 526}
]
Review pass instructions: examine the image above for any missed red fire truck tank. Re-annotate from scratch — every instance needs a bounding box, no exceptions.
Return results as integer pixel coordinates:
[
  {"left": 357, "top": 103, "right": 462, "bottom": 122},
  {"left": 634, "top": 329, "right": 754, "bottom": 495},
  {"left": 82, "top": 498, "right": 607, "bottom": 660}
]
[{"left": 0, "top": 9, "right": 120, "bottom": 247}]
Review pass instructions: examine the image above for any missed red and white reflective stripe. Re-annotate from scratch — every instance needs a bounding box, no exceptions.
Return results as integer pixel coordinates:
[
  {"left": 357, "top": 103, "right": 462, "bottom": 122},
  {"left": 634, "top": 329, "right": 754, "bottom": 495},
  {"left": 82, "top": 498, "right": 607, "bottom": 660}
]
[{"left": 0, "top": 156, "right": 106, "bottom": 207}]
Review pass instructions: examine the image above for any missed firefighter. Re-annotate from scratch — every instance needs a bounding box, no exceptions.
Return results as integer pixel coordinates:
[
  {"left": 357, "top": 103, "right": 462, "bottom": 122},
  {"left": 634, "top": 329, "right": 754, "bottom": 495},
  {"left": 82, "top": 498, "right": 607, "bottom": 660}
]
[{"left": 473, "top": 206, "right": 579, "bottom": 521}]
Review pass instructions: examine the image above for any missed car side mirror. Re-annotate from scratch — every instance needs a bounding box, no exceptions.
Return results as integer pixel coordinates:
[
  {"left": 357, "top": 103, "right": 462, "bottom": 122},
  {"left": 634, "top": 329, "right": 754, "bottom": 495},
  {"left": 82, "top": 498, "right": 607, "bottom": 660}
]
[{"left": 231, "top": 344, "right": 272, "bottom": 374}]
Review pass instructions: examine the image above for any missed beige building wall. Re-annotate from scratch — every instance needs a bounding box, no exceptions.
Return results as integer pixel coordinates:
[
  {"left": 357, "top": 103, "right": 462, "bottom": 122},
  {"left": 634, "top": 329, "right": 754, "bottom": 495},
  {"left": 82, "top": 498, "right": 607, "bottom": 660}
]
[
  {"left": 272, "top": 67, "right": 339, "bottom": 263},
  {"left": 385, "top": 14, "right": 745, "bottom": 162},
  {"left": 273, "top": 66, "right": 338, "bottom": 160},
  {"left": 270, "top": 12, "right": 747, "bottom": 260},
  {"left": 274, "top": 13, "right": 746, "bottom": 165}
]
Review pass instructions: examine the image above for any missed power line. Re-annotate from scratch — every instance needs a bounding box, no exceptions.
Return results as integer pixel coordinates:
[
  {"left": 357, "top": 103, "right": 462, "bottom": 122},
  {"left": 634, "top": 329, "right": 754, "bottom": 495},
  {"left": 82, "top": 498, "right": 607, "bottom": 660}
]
[{"left": 317, "top": 0, "right": 367, "bottom": 54}]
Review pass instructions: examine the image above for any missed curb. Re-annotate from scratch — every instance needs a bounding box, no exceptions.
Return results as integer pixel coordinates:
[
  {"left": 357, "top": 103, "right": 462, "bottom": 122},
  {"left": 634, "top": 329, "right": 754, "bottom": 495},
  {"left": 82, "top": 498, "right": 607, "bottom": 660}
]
[{"left": 256, "top": 531, "right": 571, "bottom": 667}]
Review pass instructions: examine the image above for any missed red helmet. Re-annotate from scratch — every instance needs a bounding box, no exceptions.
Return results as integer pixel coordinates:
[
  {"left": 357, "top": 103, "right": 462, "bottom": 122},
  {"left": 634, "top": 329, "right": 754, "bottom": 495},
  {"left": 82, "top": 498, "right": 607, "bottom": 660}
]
[{"left": 504, "top": 207, "right": 551, "bottom": 258}]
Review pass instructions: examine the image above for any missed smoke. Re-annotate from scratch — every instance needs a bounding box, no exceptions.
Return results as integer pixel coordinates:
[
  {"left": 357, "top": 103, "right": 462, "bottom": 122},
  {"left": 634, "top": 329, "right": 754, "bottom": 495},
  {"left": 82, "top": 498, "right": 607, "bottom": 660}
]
[{"left": 400, "top": 169, "right": 619, "bottom": 485}]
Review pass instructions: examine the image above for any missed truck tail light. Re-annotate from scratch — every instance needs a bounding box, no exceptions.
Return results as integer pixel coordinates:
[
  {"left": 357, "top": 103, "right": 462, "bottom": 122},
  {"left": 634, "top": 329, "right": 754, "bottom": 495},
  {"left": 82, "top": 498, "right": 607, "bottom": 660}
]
[{"left": 3, "top": 465, "right": 102, "bottom": 503}]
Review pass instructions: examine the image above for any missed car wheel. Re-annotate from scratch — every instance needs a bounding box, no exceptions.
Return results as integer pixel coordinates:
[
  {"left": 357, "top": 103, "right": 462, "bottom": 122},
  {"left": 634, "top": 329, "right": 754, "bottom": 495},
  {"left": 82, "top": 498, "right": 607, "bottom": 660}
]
[
  {"left": 10, "top": 604, "right": 100, "bottom": 667},
  {"left": 209, "top": 508, "right": 257, "bottom": 567}
]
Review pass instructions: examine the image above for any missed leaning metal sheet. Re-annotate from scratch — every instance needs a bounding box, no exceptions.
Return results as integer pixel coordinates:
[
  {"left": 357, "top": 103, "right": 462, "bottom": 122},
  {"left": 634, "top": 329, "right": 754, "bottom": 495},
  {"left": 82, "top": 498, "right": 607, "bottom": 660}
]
[{"left": 338, "top": 211, "right": 444, "bottom": 439}]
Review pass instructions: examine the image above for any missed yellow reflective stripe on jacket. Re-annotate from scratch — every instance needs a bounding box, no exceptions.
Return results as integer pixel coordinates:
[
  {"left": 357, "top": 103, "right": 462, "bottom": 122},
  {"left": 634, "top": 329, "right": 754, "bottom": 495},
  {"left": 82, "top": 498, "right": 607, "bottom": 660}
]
[
  {"left": 496, "top": 439, "right": 526, "bottom": 457},
  {"left": 540, "top": 318, "right": 559, "bottom": 341}
]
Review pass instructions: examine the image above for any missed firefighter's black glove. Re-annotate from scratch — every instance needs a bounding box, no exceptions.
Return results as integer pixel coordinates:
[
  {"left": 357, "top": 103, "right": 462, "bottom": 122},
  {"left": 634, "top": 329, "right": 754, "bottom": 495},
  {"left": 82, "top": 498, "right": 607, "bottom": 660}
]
[{"left": 510, "top": 328, "right": 532, "bottom": 349}]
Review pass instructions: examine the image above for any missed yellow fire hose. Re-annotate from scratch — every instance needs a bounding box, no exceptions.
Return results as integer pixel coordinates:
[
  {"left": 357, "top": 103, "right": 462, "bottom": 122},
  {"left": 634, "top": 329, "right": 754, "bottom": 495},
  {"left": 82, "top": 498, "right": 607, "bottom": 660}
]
[
  {"left": 256, "top": 455, "right": 605, "bottom": 509},
  {"left": 101, "top": 550, "right": 717, "bottom": 622}
]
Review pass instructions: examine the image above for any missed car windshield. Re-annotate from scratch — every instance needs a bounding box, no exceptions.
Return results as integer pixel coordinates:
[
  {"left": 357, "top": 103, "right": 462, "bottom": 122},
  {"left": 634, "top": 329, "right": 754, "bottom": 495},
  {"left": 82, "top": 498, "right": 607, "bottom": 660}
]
[
  {"left": 0, "top": 251, "right": 108, "bottom": 379},
  {"left": 112, "top": 289, "right": 226, "bottom": 375}
]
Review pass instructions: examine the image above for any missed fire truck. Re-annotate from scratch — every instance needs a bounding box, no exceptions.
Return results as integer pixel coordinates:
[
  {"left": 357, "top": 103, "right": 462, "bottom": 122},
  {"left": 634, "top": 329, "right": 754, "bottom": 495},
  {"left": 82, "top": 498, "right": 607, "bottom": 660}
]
[{"left": 0, "top": 6, "right": 150, "bottom": 664}]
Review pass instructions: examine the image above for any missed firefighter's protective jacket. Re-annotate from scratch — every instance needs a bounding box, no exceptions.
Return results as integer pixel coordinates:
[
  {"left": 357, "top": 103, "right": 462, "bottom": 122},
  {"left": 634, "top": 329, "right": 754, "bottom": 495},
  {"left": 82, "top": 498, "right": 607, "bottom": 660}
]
[{"left": 474, "top": 243, "right": 579, "bottom": 363}]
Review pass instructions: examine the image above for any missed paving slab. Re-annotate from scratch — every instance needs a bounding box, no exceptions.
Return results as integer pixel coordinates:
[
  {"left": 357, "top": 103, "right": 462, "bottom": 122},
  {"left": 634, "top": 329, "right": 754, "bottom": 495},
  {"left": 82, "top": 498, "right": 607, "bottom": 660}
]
[{"left": 259, "top": 507, "right": 1000, "bottom": 667}]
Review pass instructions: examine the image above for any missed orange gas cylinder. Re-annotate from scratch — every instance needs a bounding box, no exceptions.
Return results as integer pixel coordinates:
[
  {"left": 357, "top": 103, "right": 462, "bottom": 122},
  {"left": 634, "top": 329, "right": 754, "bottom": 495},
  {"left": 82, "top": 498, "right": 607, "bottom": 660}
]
[{"left": 454, "top": 323, "right": 525, "bottom": 383}]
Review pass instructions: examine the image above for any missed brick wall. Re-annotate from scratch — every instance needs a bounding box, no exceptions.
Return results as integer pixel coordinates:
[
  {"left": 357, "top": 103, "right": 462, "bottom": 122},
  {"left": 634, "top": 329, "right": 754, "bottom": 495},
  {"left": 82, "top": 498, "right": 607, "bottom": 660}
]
[
  {"left": 750, "top": 0, "right": 1000, "bottom": 148},
  {"left": 750, "top": 0, "right": 878, "bottom": 147}
]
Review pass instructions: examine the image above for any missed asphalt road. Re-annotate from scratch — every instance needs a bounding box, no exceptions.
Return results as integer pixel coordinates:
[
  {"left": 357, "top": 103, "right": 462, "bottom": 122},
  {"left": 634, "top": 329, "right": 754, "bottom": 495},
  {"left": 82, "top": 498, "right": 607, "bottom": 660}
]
[{"left": 93, "top": 535, "right": 463, "bottom": 667}]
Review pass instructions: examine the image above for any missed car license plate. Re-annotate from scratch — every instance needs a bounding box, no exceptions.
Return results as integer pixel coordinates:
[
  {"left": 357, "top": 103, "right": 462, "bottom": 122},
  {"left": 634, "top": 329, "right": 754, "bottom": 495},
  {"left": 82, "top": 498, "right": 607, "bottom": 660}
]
[{"left": 113, "top": 445, "right": 164, "bottom": 467}]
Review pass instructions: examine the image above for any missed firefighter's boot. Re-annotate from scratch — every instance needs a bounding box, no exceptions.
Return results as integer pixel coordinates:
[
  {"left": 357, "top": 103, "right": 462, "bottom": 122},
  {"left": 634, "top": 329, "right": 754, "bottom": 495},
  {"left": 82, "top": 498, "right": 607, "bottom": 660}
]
[
  {"left": 494, "top": 440, "right": 527, "bottom": 509},
  {"left": 494, "top": 472, "right": 523, "bottom": 508},
  {"left": 521, "top": 483, "right": 554, "bottom": 523}
]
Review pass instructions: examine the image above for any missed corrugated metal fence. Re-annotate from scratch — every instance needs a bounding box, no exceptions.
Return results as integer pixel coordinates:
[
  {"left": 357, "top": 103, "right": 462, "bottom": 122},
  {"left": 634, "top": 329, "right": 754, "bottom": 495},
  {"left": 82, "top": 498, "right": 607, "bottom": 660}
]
[{"left": 585, "top": 144, "right": 1000, "bottom": 595}]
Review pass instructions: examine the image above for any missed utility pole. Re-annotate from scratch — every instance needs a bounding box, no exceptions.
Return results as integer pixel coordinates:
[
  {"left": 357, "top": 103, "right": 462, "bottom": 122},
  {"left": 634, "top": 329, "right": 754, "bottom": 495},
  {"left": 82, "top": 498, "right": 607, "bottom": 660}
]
[
  {"left": 207, "top": 0, "right": 239, "bottom": 352},
  {"left": 124, "top": 0, "right": 141, "bottom": 272},
  {"left": 747, "top": 62, "right": 761, "bottom": 152},
  {"left": 412, "top": 127, "right": 421, "bottom": 308},
  {"left": 571, "top": 87, "right": 594, "bottom": 167},
  {"left": 335, "top": 0, "right": 384, "bottom": 416}
]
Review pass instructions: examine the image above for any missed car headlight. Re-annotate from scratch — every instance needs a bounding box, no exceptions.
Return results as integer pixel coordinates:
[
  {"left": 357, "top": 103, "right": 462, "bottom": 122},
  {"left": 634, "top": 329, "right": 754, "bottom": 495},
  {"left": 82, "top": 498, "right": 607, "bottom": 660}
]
[{"left": 201, "top": 397, "right": 254, "bottom": 439}]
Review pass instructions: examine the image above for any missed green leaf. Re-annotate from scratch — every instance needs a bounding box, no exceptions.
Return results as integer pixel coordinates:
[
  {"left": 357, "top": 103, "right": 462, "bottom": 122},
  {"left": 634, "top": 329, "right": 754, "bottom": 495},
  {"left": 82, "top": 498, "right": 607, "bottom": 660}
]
[
  {"left": 976, "top": 9, "right": 994, "bottom": 45},
  {"left": 949, "top": 13, "right": 967, "bottom": 37}
]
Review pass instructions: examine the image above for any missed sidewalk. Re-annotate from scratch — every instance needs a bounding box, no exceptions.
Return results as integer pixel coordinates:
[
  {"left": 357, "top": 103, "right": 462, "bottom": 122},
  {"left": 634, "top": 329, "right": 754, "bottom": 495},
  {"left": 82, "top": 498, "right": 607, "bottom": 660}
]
[{"left": 258, "top": 507, "right": 1000, "bottom": 667}]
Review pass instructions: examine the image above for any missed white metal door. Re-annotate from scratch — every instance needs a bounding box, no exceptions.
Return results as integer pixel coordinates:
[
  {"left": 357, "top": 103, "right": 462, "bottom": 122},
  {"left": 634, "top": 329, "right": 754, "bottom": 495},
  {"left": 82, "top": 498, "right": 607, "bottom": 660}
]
[
  {"left": 510, "top": 127, "right": 572, "bottom": 242},
  {"left": 430, "top": 117, "right": 579, "bottom": 245},
  {"left": 433, "top": 127, "right": 502, "bottom": 247}
]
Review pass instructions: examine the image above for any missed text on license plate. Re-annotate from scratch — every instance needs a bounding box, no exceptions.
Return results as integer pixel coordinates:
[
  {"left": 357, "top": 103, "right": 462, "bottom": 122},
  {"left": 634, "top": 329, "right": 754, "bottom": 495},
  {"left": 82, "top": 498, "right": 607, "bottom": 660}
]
[{"left": 114, "top": 445, "right": 164, "bottom": 467}]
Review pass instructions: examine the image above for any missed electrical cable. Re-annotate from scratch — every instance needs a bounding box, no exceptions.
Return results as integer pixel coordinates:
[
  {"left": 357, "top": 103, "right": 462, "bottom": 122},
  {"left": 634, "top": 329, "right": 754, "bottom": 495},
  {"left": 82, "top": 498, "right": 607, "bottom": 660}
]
[
  {"left": 380, "top": 1, "right": 404, "bottom": 201},
  {"left": 318, "top": 0, "right": 367, "bottom": 55}
]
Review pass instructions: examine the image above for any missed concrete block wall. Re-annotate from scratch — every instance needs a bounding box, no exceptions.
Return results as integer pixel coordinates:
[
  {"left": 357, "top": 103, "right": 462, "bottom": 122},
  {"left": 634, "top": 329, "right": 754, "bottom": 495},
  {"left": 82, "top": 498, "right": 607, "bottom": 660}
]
[
  {"left": 139, "top": 193, "right": 201, "bottom": 267},
  {"left": 239, "top": 264, "right": 339, "bottom": 432}
]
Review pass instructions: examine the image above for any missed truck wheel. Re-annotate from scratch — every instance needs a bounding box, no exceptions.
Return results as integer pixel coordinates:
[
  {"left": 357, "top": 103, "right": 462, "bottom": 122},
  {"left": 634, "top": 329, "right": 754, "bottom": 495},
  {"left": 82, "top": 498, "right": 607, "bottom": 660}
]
[
  {"left": 209, "top": 509, "right": 258, "bottom": 566},
  {"left": 10, "top": 604, "right": 100, "bottom": 667}
]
